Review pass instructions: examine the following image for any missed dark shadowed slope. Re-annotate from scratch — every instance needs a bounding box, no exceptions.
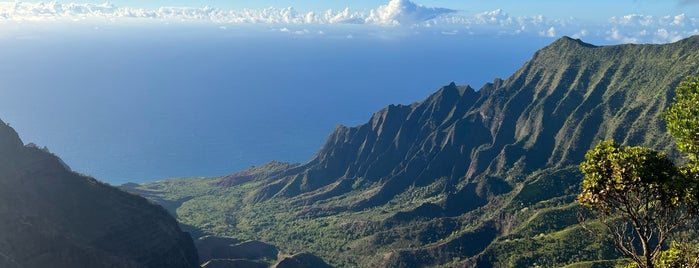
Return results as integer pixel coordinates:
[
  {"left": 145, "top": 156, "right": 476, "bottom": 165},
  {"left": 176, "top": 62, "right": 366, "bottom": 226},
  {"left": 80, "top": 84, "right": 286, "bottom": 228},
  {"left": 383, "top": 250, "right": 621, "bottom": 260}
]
[{"left": 0, "top": 119, "right": 199, "bottom": 268}]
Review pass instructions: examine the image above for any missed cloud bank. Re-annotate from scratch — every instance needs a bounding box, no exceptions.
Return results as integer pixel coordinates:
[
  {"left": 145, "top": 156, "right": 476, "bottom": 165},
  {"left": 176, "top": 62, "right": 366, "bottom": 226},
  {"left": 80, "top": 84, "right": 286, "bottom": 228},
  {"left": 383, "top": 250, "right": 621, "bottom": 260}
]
[
  {"left": 0, "top": 0, "right": 453, "bottom": 25},
  {"left": 0, "top": 0, "right": 698, "bottom": 44}
]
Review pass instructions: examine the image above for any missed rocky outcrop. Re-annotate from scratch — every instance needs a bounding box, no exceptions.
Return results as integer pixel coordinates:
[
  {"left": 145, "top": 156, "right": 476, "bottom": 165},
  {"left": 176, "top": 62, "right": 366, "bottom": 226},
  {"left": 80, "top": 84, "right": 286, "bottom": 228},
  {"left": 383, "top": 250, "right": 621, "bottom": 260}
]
[{"left": 0, "top": 119, "right": 199, "bottom": 268}]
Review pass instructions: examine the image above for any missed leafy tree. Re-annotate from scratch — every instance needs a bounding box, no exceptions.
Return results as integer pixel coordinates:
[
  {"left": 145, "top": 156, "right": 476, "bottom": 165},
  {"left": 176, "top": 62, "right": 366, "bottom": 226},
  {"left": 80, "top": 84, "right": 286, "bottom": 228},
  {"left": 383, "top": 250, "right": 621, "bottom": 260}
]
[
  {"left": 579, "top": 140, "right": 685, "bottom": 268},
  {"left": 663, "top": 76, "right": 699, "bottom": 161},
  {"left": 664, "top": 76, "right": 699, "bottom": 214},
  {"left": 660, "top": 75, "right": 699, "bottom": 268},
  {"left": 578, "top": 76, "right": 699, "bottom": 267},
  {"left": 653, "top": 241, "right": 699, "bottom": 268}
]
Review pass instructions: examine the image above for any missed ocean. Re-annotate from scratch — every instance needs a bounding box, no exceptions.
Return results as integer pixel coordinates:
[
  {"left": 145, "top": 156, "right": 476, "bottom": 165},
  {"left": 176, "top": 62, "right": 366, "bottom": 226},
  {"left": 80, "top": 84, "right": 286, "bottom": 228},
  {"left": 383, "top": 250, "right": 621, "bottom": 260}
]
[{"left": 0, "top": 23, "right": 552, "bottom": 185}]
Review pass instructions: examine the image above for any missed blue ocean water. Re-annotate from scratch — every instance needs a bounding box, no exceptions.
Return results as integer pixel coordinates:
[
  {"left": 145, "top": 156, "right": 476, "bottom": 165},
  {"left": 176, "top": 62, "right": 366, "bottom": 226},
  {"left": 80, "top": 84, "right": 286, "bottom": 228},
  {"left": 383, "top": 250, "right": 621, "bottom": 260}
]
[{"left": 0, "top": 24, "right": 551, "bottom": 184}]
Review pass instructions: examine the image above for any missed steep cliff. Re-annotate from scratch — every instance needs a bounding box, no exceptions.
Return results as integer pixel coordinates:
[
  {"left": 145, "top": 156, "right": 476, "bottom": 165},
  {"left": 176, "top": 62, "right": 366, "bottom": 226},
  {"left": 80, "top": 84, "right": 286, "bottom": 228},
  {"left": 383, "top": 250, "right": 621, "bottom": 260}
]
[
  {"left": 241, "top": 37, "right": 694, "bottom": 210},
  {"left": 0, "top": 120, "right": 199, "bottom": 267}
]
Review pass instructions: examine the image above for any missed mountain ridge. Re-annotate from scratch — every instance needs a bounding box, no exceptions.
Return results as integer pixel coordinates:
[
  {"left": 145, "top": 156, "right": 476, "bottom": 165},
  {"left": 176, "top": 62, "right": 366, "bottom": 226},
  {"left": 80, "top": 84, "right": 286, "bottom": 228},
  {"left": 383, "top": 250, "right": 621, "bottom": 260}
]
[
  {"left": 0, "top": 119, "right": 200, "bottom": 268},
  {"left": 131, "top": 35, "right": 699, "bottom": 267},
  {"left": 239, "top": 35, "right": 696, "bottom": 210}
]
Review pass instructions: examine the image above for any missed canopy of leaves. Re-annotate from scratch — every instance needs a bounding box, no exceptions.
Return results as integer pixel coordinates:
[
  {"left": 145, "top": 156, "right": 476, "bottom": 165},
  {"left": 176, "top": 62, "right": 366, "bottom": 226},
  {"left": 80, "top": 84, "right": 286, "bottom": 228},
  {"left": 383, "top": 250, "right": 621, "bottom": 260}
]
[
  {"left": 677, "top": 163, "right": 699, "bottom": 213},
  {"left": 653, "top": 241, "right": 699, "bottom": 268},
  {"left": 578, "top": 140, "right": 685, "bottom": 267},
  {"left": 663, "top": 76, "right": 699, "bottom": 161},
  {"left": 578, "top": 140, "right": 678, "bottom": 213}
]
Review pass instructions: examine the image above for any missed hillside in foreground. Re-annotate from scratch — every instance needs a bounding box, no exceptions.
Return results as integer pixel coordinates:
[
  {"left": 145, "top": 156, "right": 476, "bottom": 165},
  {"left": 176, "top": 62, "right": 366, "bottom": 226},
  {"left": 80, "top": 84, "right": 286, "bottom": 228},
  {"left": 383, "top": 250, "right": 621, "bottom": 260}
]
[
  {"left": 0, "top": 119, "right": 200, "bottom": 268},
  {"left": 127, "top": 36, "right": 699, "bottom": 267}
]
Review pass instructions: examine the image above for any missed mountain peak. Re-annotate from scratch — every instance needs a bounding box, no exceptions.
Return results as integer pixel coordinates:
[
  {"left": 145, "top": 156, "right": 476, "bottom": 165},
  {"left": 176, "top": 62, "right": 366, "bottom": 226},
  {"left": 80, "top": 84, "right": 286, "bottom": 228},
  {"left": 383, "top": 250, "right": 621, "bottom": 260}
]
[{"left": 549, "top": 35, "right": 597, "bottom": 49}]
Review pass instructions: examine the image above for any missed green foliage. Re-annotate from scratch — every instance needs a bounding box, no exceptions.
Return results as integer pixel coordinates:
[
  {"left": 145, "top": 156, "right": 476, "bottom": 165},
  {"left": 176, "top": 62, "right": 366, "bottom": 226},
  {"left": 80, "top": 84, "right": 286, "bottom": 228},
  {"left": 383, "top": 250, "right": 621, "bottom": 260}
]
[
  {"left": 579, "top": 140, "right": 677, "bottom": 213},
  {"left": 511, "top": 203, "right": 581, "bottom": 238},
  {"left": 560, "top": 259, "right": 627, "bottom": 268},
  {"left": 481, "top": 221, "right": 617, "bottom": 268},
  {"left": 578, "top": 140, "right": 685, "bottom": 268},
  {"left": 677, "top": 163, "right": 699, "bottom": 213},
  {"left": 131, "top": 175, "right": 462, "bottom": 267},
  {"left": 577, "top": 75, "right": 699, "bottom": 268},
  {"left": 664, "top": 76, "right": 699, "bottom": 214},
  {"left": 513, "top": 167, "right": 582, "bottom": 207},
  {"left": 654, "top": 241, "right": 699, "bottom": 268},
  {"left": 620, "top": 241, "right": 699, "bottom": 268},
  {"left": 663, "top": 76, "right": 699, "bottom": 161}
]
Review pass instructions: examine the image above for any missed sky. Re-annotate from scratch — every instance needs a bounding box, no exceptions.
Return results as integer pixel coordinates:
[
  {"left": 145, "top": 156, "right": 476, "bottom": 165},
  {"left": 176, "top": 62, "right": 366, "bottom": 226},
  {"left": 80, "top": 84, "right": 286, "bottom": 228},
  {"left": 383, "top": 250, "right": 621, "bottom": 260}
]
[{"left": 0, "top": 0, "right": 698, "bottom": 44}]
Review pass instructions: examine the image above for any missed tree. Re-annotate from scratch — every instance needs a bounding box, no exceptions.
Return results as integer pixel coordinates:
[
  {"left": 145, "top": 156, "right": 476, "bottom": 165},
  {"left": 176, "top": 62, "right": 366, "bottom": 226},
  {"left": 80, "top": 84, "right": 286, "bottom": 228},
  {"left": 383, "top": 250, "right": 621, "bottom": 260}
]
[
  {"left": 663, "top": 76, "right": 699, "bottom": 162},
  {"left": 662, "top": 76, "right": 699, "bottom": 267},
  {"left": 664, "top": 76, "right": 699, "bottom": 213},
  {"left": 579, "top": 140, "right": 685, "bottom": 268}
]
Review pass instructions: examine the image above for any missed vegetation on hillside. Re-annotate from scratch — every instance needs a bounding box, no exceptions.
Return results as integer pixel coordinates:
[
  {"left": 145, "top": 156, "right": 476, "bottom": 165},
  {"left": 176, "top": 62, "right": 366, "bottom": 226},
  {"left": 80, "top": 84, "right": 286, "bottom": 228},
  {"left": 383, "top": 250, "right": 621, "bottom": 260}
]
[
  {"left": 579, "top": 141, "right": 685, "bottom": 267},
  {"left": 126, "top": 36, "right": 699, "bottom": 267}
]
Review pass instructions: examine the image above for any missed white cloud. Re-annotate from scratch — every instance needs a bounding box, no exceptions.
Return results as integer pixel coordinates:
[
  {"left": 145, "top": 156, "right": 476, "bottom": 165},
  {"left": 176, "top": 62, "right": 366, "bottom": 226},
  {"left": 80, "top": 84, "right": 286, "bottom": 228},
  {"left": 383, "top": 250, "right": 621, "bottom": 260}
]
[
  {"left": 605, "top": 13, "right": 699, "bottom": 43},
  {"left": 655, "top": 28, "right": 683, "bottom": 43},
  {"left": 539, "top": 26, "right": 556, "bottom": 37},
  {"left": 571, "top": 29, "right": 588, "bottom": 39},
  {"left": 324, "top": 8, "right": 364, "bottom": 24},
  {"left": 606, "top": 28, "right": 639, "bottom": 43},
  {"left": 610, "top": 14, "right": 655, "bottom": 26},
  {"left": 671, "top": 14, "right": 686, "bottom": 26},
  {"left": 0, "top": 1, "right": 697, "bottom": 44},
  {"left": 364, "top": 0, "right": 455, "bottom": 26},
  {"left": 473, "top": 9, "right": 512, "bottom": 26}
]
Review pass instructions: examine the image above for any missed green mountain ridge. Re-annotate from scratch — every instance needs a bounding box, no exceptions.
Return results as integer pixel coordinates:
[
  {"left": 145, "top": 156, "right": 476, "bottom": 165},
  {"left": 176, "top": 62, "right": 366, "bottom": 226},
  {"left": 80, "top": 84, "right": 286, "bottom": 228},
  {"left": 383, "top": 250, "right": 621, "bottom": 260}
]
[
  {"left": 0, "top": 119, "right": 200, "bottom": 268},
  {"left": 129, "top": 35, "right": 699, "bottom": 267}
]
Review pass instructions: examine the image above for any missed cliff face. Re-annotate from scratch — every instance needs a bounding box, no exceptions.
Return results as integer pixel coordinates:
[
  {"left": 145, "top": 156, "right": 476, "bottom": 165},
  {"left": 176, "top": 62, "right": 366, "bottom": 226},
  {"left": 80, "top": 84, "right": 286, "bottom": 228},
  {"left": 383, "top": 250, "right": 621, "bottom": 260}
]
[
  {"left": 0, "top": 120, "right": 199, "bottom": 268},
  {"left": 245, "top": 36, "right": 697, "bottom": 210}
]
